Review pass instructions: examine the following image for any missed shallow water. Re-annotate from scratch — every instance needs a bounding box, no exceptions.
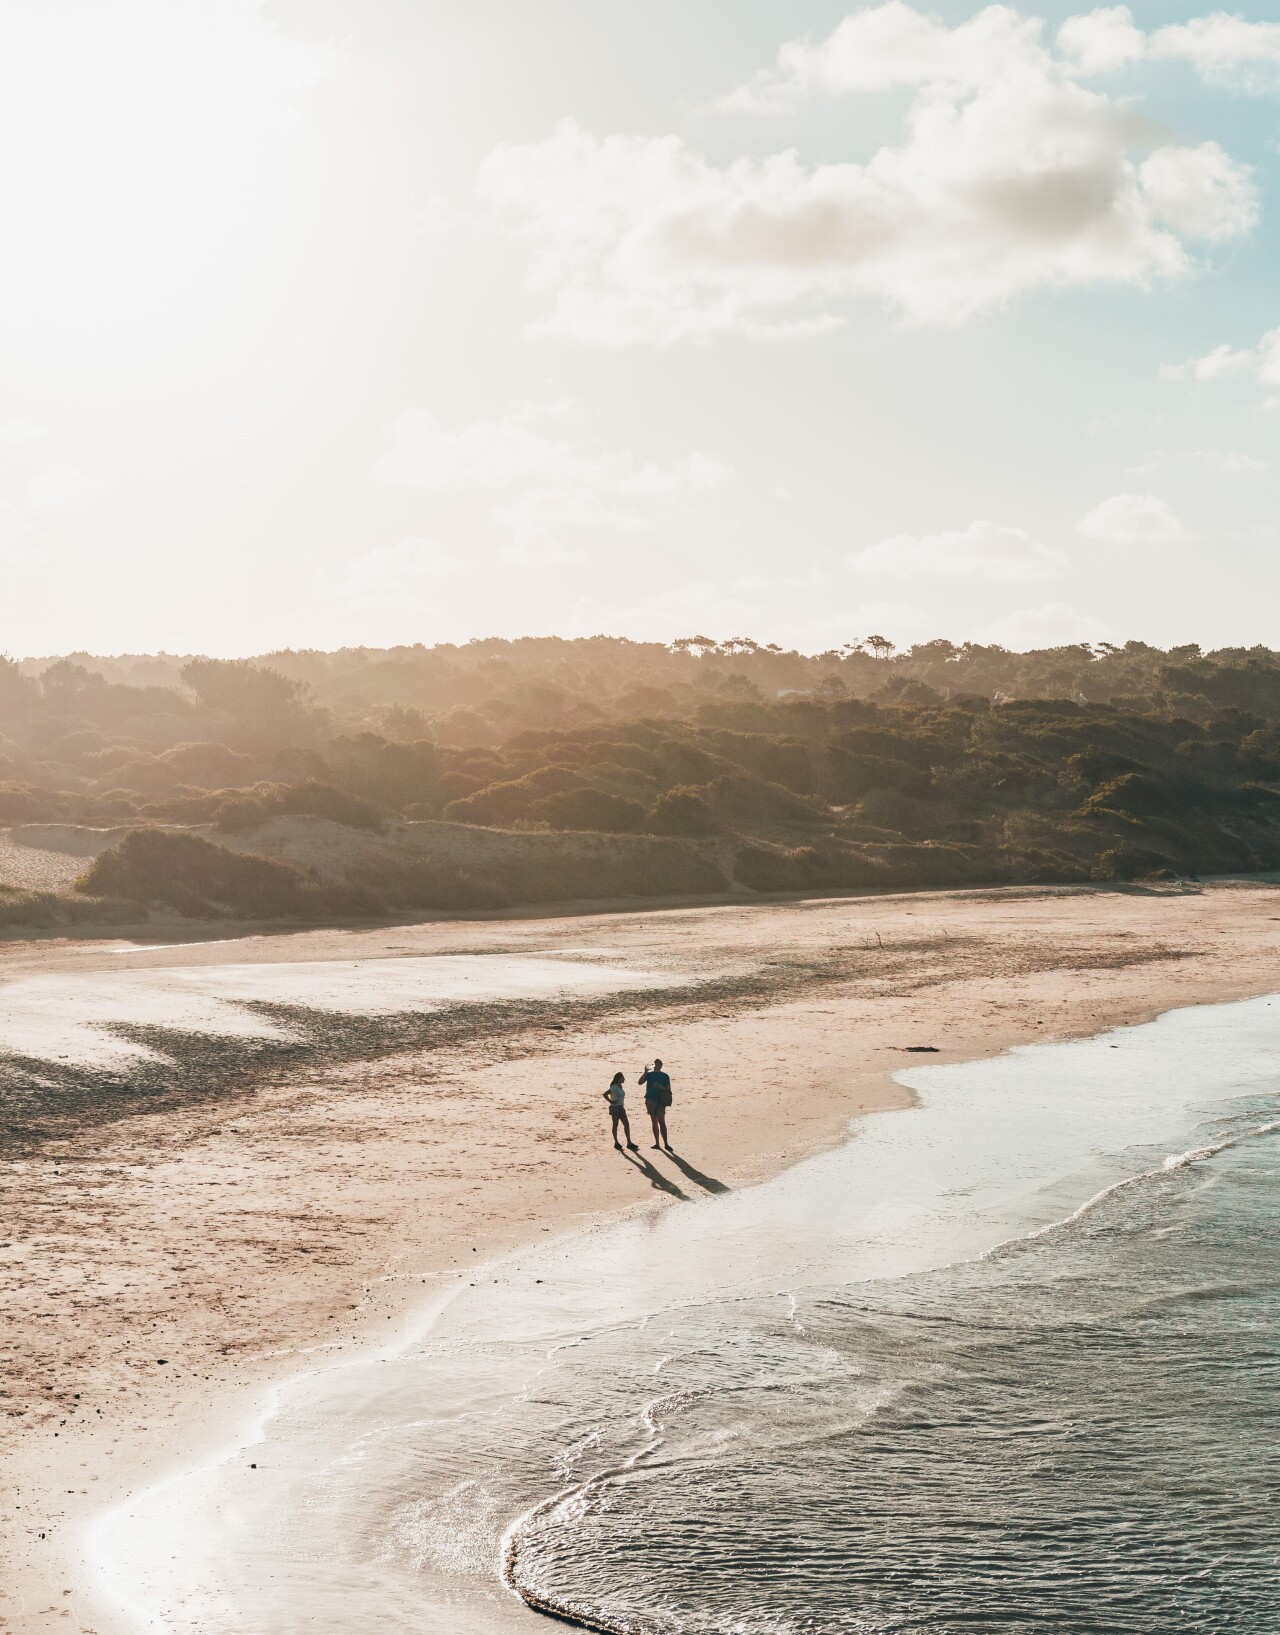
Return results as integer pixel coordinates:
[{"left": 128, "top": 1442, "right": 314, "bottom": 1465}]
[{"left": 92, "top": 996, "right": 1280, "bottom": 1634}]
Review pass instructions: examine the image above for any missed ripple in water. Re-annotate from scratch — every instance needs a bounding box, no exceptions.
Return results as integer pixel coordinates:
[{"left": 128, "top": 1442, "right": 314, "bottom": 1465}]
[
  {"left": 93, "top": 997, "right": 1280, "bottom": 1635},
  {"left": 508, "top": 1119, "right": 1280, "bottom": 1633}
]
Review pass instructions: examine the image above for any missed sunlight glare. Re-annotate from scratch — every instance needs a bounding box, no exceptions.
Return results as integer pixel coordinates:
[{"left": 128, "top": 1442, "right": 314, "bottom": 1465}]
[{"left": 0, "top": 0, "right": 331, "bottom": 360}]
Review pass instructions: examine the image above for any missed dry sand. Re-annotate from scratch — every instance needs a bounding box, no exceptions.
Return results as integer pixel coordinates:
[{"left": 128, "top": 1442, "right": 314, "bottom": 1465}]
[
  {"left": 0, "top": 831, "right": 104, "bottom": 895},
  {"left": 2, "top": 880, "right": 1279, "bottom": 1634}
]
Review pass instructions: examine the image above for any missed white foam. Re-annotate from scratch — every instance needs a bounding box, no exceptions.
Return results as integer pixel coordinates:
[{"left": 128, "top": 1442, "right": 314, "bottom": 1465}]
[{"left": 87, "top": 992, "right": 1280, "bottom": 1633}]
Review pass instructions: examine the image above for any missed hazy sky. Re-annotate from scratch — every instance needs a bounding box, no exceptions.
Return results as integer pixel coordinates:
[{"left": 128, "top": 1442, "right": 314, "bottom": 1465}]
[{"left": 4, "top": 0, "right": 1279, "bottom": 657}]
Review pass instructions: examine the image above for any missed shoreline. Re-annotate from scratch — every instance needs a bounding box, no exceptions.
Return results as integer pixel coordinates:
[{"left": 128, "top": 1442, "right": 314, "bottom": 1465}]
[
  {"left": 4, "top": 881, "right": 1280, "bottom": 1633},
  {"left": 95, "top": 984, "right": 1280, "bottom": 1635}
]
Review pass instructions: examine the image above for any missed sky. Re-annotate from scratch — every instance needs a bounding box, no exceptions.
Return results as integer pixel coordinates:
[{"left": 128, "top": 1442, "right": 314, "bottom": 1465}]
[{"left": 3, "top": 0, "right": 1279, "bottom": 658}]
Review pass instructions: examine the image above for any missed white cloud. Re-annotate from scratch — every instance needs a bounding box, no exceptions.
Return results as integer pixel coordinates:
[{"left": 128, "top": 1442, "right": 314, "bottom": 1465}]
[
  {"left": 978, "top": 601, "right": 1110, "bottom": 649},
  {"left": 1129, "top": 447, "right": 1268, "bottom": 476},
  {"left": 719, "top": 4, "right": 1280, "bottom": 103},
  {"left": 0, "top": 500, "right": 35, "bottom": 565},
  {"left": 320, "top": 537, "right": 458, "bottom": 610},
  {"left": 1137, "top": 141, "right": 1255, "bottom": 241},
  {"left": 1163, "top": 325, "right": 1280, "bottom": 389},
  {"left": 849, "top": 519, "right": 1067, "bottom": 582},
  {"left": 24, "top": 463, "right": 102, "bottom": 514},
  {"left": 1057, "top": 8, "right": 1145, "bottom": 75},
  {"left": 1200, "top": 449, "right": 1269, "bottom": 474},
  {"left": 1150, "top": 15, "right": 1280, "bottom": 94},
  {"left": 1077, "top": 492, "right": 1187, "bottom": 542},
  {"left": 754, "top": 5, "right": 1280, "bottom": 97},
  {"left": 481, "top": 8, "right": 1256, "bottom": 342},
  {"left": 715, "top": 2, "right": 1049, "bottom": 111},
  {"left": 0, "top": 419, "right": 46, "bottom": 446},
  {"left": 374, "top": 402, "right": 726, "bottom": 503},
  {"left": 1086, "top": 409, "right": 1167, "bottom": 439},
  {"left": 372, "top": 400, "right": 577, "bottom": 492},
  {"left": 372, "top": 401, "right": 730, "bottom": 560}
]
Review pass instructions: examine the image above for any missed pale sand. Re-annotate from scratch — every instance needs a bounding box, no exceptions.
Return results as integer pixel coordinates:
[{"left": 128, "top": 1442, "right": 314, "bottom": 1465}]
[
  {"left": 0, "top": 836, "right": 89, "bottom": 895},
  {"left": 2, "top": 881, "right": 1279, "bottom": 1633}
]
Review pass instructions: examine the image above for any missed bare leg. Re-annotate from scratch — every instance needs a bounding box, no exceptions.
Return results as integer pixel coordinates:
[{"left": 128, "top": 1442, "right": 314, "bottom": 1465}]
[
  {"left": 648, "top": 1104, "right": 662, "bottom": 1148},
  {"left": 657, "top": 1107, "right": 671, "bottom": 1150},
  {"left": 611, "top": 1108, "right": 624, "bottom": 1149},
  {"left": 619, "top": 1108, "right": 635, "bottom": 1148}
]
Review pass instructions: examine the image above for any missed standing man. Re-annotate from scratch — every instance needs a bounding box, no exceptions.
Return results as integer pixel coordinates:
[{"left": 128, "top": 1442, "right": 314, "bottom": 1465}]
[{"left": 639, "top": 1058, "right": 673, "bottom": 1152}]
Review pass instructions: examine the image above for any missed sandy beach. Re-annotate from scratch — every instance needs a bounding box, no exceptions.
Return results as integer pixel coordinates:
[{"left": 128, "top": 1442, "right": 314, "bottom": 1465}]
[{"left": 3, "top": 880, "right": 1279, "bottom": 1634}]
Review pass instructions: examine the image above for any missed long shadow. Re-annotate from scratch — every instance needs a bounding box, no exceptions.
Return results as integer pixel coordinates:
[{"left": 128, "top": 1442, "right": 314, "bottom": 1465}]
[
  {"left": 663, "top": 1150, "right": 731, "bottom": 1195},
  {"left": 620, "top": 1148, "right": 689, "bottom": 1200}
]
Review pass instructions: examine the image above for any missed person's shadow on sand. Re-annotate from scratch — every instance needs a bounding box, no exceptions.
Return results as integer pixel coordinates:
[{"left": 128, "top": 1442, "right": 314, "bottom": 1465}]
[
  {"left": 621, "top": 1148, "right": 689, "bottom": 1200},
  {"left": 663, "top": 1151, "right": 731, "bottom": 1195}
]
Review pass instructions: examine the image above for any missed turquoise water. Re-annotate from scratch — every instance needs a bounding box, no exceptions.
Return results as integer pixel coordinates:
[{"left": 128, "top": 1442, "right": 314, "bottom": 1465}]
[{"left": 93, "top": 996, "right": 1280, "bottom": 1635}]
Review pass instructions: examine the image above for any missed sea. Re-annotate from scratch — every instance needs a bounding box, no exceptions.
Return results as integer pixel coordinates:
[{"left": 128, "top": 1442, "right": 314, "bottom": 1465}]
[{"left": 91, "top": 994, "right": 1280, "bottom": 1635}]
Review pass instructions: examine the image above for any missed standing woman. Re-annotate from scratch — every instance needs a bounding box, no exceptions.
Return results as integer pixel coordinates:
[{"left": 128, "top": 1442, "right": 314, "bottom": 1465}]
[
  {"left": 639, "top": 1058, "right": 673, "bottom": 1152},
  {"left": 605, "top": 1072, "right": 637, "bottom": 1151}
]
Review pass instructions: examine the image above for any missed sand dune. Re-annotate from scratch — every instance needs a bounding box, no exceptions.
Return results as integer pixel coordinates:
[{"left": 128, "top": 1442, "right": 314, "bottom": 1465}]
[{"left": 0, "top": 827, "right": 121, "bottom": 893}]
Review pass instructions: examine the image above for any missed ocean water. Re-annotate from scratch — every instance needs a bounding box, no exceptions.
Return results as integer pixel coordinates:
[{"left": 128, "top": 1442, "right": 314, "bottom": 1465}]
[{"left": 92, "top": 996, "right": 1280, "bottom": 1635}]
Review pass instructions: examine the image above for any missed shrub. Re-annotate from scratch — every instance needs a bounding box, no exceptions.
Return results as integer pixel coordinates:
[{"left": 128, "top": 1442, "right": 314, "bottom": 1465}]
[
  {"left": 325, "top": 732, "right": 442, "bottom": 810},
  {"left": 277, "top": 780, "right": 386, "bottom": 830},
  {"left": 853, "top": 787, "right": 937, "bottom": 838},
  {"left": 648, "top": 786, "right": 718, "bottom": 836},
  {"left": 828, "top": 748, "right": 933, "bottom": 802},
  {"left": 1080, "top": 772, "right": 1172, "bottom": 819},
  {"left": 106, "top": 755, "right": 181, "bottom": 798},
  {"left": 708, "top": 773, "right": 827, "bottom": 825},
  {"left": 0, "top": 887, "right": 74, "bottom": 926},
  {"left": 497, "top": 837, "right": 726, "bottom": 902},
  {"left": 1094, "top": 843, "right": 1181, "bottom": 880},
  {"left": 135, "top": 792, "right": 227, "bottom": 823},
  {"left": 734, "top": 838, "right": 982, "bottom": 894},
  {"left": 76, "top": 829, "right": 312, "bottom": 917},
  {"left": 444, "top": 764, "right": 583, "bottom": 826},
  {"left": 161, "top": 741, "right": 255, "bottom": 785},
  {"left": 530, "top": 787, "right": 646, "bottom": 833},
  {"left": 215, "top": 780, "right": 386, "bottom": 833},
  {"left": 734, "top": 844, "right": 799, "bottom": 892},
  {"left": 432, "top": 706, "right": 498, "bottom": 747},
  {"left": 0, "top": 886, "right": 132, "bottom": 928},
  {"left": 434, "top": 771, "right": 485, "bottom": 806},
  {"left": 57, "top": 729, "right": 109, "bottom": 757},
  {"left": 84, "top": 744, "right": 140, "bottom": 773},
  {"left": 211, "top": 786, "right": 280, "bottom": 831},
  {"left": 0, "top": 781, "right": 62, "bottom": 823},
  {"left": 875, "top": 677, "right": 944, "bottom": 707},
  {"left": 615, "top": 685, "right": 676, "bottom": 715}
]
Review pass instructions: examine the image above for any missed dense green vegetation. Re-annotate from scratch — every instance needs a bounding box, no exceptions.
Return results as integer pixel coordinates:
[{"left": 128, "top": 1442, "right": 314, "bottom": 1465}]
[{"left": 3, "top": 635, "right": 1280, "bottom": 921}]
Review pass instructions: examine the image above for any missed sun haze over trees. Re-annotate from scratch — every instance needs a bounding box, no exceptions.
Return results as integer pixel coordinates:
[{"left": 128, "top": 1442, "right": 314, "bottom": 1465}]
[{"left": 3, "top": 634, "right": 1280, "bottom": 926}]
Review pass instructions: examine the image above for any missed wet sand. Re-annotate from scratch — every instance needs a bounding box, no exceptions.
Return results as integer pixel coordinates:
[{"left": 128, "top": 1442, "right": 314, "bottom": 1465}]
[{"left": 2, "top": 881, "right": 1278, "bottom": 1633}]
